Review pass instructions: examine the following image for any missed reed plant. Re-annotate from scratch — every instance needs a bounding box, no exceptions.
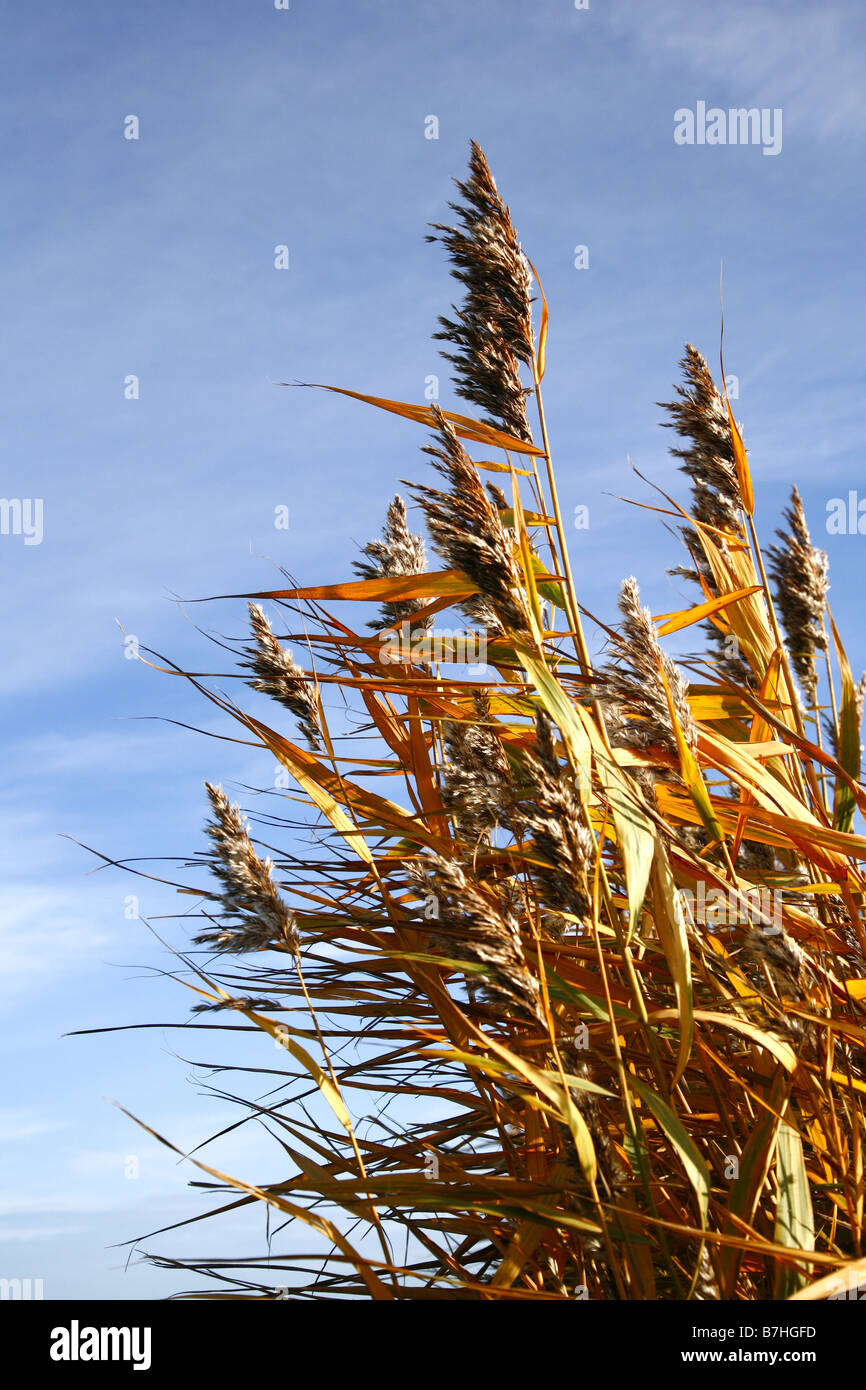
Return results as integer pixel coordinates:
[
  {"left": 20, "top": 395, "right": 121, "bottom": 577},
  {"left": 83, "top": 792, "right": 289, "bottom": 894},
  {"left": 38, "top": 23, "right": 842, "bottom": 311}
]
[{"left": 109, "top": 142, "right": 866, "bottom": 1301}]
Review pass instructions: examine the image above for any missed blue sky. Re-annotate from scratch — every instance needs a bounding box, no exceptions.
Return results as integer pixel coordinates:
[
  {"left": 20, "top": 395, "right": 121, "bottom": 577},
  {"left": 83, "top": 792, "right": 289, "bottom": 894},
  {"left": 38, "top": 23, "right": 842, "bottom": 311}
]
[{"left": 2, "top": 0, "right": 865, "bottom": 1299}]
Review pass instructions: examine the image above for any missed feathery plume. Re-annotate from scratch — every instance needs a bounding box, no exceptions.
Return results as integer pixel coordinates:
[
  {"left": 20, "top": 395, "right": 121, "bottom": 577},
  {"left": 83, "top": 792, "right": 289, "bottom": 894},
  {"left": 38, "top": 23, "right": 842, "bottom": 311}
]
[
  {"left": 242, "top": 603, "right": 321, "bottom": 750},
  {"left": 196, "top": 783, "right": 297, "bottom": 953},
  {"left": 693, "top": 1248, "right": 721, "bottom": 1301},
  {"left": 515, "top": 711, "right": 594, "bottom": 931},
  {"left": 353, "top": 494, "right": 431, "bottom": 632},
  {"left": 441, "top": 692, "right": 511, "bottom": 844},
  {"left": 743, "top": 926, "right": 806, "bottom": 999},
  {"left": 417, "top": 853, "right": 543, "bottom": 1024},
  {"left": 767, "top": 486, "right": 828, "bottom": 700},
  {"left": 416, "top": 407, "right": 528, "bottom": 632},
  {"left": 599, "top": 577, "right": 696, "bottom": 757},
  {"left": 426, "top": 140, "right": 534, "bottom": 443},
  {"left": 486, "top": 481, "right": 509, "bottom": 511},
  {"left": 659, "top": 345, "right": 743, "bottom": 533},
  {"left": 737, "top": 837, "right": 779, "bottom": 876},
  {"left": 660, "top": 346, "right": 753, "bottom": 687}
]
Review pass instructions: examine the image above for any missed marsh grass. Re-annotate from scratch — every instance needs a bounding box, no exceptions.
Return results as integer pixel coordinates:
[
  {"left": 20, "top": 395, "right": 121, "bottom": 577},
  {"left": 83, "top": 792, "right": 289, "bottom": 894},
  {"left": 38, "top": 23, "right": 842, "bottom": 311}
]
[{"left": 95, "top": 144, "right": 866, "bottom": 1301}]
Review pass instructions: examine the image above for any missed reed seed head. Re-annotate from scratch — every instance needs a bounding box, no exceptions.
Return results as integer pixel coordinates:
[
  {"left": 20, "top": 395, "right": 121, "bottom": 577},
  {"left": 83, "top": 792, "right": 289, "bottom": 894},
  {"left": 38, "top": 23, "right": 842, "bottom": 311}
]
[
  {"left": 441, "top": 692, "right": 511, "bottom": 845},
  {"left": 427, "top": 141, "right": 534, "bottom": 443},
  {"left": 599, "top": 576, "right": 696, "bottom": 757},
  {"left": 418, "top": 852, "right": 543, "bottom": 1024},
  {"left": 353, "top": 494, "right": 432, "bottom": 632},
  {"left": 242, "top": 603, "right": 321, "bottom": 750},
  {"left": 197, "top": 783, "right": 297, "bottom": 953},
  {"left": 659, "top": 345, "right": 744, "bottom": 533},
  {"left": 743, "top": 926, "right": 806, "bottom": 997},
  {"left": 767, "top": 486, "right": 828, "bottom": 699},
  {"left": 515, "top": 711, "right": 595, "bottom": 930},
  {"left": 660, "top": 347, "right": 757, "bottom": 687},
  {"left": 416, "top": 407, "right": 528, "bottom": 633}
]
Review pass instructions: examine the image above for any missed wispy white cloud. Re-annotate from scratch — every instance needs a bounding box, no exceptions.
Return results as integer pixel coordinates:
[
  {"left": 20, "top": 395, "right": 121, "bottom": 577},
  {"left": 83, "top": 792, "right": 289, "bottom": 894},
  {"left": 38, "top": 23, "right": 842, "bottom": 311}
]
[
  {"left": 0, "top": 1108, "right": 68, "bottom": 1143},
  {"left": 605, "top": 1, "right": 866, "bottom": 141},
  {"left": 0, "top": 1225, "right": 85, "bottom": 1241},
  {"left": 0, "top": 885, "right": 115, "bottom": 1005}
]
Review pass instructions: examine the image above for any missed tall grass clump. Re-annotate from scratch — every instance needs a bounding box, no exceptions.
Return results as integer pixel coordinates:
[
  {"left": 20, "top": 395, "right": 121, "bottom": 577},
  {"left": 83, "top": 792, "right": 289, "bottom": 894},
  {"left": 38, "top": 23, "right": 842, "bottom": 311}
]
[{"left": 104, "top": 142, "right": 866, "bottom": 1301}]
